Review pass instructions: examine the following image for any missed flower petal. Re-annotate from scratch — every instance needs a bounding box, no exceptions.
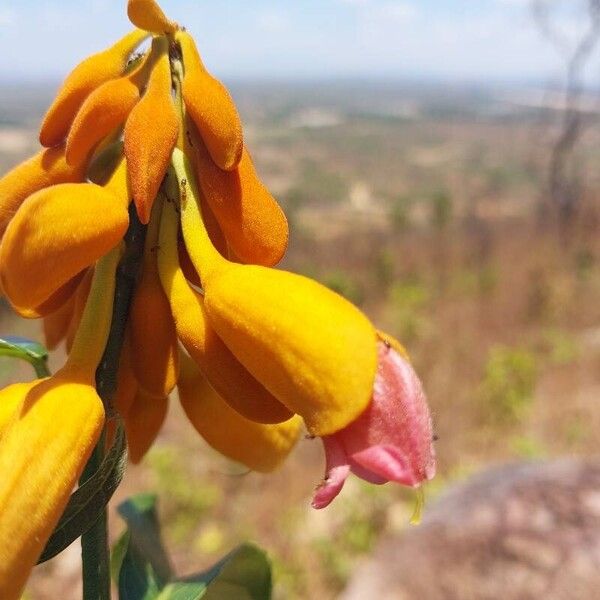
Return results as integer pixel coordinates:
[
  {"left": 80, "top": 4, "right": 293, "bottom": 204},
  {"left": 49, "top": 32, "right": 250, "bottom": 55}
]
[
  {"left": 130, "top": 204, "right": 179, "bottom": 398},
  {"left": 0, "top": 183, "right": 129, "bottom": 311},
  {"left": 66, "top": 77, "right": 140, "bottom": 166},
  {"left": 178, "top": 354, "right": 301, "bottom": 473},
  {"left": 204, "top": 264, "right": 378, "bottom": 436},
  {"left": 124, "top": 36, "right": 179, "bottom": 224},
  {"left": 0, "top": 146, "right": 85, "bottom": 237},
  {"left": 43, "top": 291, "right": 77, "bottom": 350},
  {"left": 179, "top": 31, "right": 243, "bottom": 171},
  {"left": 127, "top": 0, "right": 178, "bottom": 34},
  {"left": 158, "top": 198, "right": 292, "bottom": 424},
  {"left": 312, "top": 436, "right": 351, "bottom": 510},
  {"left": 40, "top": 29, "right": 148, "bottom": 147},
  {"left": 124, "top": 390, "right": 169, "bottom": 464},
  {"left": 0, "top": 378, "right": 104, "bottom": 599},
  {"left": 193, "top": 136, "right": 288, "bottom": 267}
]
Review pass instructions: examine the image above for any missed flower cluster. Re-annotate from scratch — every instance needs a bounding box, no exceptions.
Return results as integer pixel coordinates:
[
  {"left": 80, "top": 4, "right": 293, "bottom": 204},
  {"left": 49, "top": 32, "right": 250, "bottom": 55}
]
[{"left": 0, "top": 0, "right": 435, "bottom": 597}]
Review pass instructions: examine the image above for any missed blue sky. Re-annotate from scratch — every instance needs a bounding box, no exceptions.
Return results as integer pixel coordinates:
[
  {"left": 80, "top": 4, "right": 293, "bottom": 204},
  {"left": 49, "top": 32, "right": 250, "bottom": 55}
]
[{"left": 0, "top": 0, "right": 593, "bottom": 82}]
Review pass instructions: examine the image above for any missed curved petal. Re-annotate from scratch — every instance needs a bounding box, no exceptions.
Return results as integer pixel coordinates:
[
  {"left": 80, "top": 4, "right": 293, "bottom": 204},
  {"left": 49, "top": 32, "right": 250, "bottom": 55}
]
[
  {"left": 158, "top": 198, "right": 292, "bottom": 424},
  {"left": 0, "top": 146, "right": 85, "bottom": 237},
  {"left": 312, "top": 436, "right": 351, "bottom": 510},
  {"left": 114, "top": 335, "right": 138, "bottom": 418},
  {"left": 179, "top": 31, "right": 243, "bottom": 171},
  {"left": 204, "top": 264, "right": 378, "bottom": 437},
  {"left": 193, "top": 136, "right": 288, "bottom": 267},
  {"left": 178, "top": 354, "right": 301, "bottom": 473},
  {"left": 124, "top": 36, "right": 178, "bottom": 224},
  {"left": 0, "top": 183, "right": 128, "bottom": 311},
  {"left": 66, "top": 77, "right": 140, "bottom": 166},
  {"left": 40, "top": 29, "right": 148, "bottom": 147},
  {"left": 127, "top": 0, "right": 178, "bottom": 34},
  {"left": 0, "top": 378, "right": 104, "bottom": 600},
  {"left": 130, "top": 204, "right": 179, "bottom": 398},
  {"left": 124, "top": 390, "right": 169, "bottom": 464}
]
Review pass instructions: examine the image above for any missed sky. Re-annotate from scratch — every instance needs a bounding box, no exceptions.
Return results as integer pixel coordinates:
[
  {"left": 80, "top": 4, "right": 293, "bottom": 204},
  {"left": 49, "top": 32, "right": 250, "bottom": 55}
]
[{"left": 0, "top": 0, "right": 595, "bottom": 83}]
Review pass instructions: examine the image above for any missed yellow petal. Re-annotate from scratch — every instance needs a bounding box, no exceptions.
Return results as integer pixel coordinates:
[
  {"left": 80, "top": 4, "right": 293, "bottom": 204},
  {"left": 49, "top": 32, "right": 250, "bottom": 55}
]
[
  {"left": 125, "top": 390, "right": 168, "bottom": 464},
  {"left": 158, "top": 197, "right": 292, "bottom": 424},
  {"left": 66, "top": 77, "right": 140, "bottom": 166},
  {"left": 0, "top": 377, "right": 104, "bottom": 600},
  {"left": 178, "top": 354, "right": 302, "bottom": 473},
  {"left": 124, "top": 36, "right": 179, "bottom": 224},
  {"left": 66, "top": 269, "right": 94, "bottom": 353},
  {"left": 40, "top": 29, "right": 148, "bottom": 147},
  {"left": 179, "top": 31, "right": 243, "bottom": 171},
  {"left": 0, "top": 183, "right": 129, "bottom": 311},
  {"left": 127, "top": 0, "right": 178, "bottom": 34},
  {"left": 0, "top": 146, "right": 85, "bottom": 237},
  {"left": 0, "top": 382, "right": 39, "bottom": 440},
  {"left": 130, "top": 202, "right": 179, "bottom": 398},
  {"left": 204, "top": 264, "right": 378, "bottom": 436},
  {"left": 193, "top": 138, "right": 288, "bottom": 267}
]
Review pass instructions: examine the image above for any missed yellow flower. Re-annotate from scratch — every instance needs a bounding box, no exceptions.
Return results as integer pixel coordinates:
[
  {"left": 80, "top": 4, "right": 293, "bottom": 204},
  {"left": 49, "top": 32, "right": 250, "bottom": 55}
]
[{"left": 0, "top": 0, "right": 436, "bottom": 593}]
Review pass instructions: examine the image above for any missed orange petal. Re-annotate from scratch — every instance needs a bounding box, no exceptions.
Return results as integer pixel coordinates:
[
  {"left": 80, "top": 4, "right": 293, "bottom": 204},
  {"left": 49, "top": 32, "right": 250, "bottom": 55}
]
[
  {"left": 130, "top": 207, "right": 179, "bottom": 398},
  {"left": 124, "top": 37, "right": 179, "bottom": 224},
  {"left": 40, "top": 29, "right": 148, "bottom": 147},
  {"left": 179, "top": 31, "right": 243, "bottom": 171},
  {"left": 0, "top": 146, "right": 85, "bottom": 237},
  {"left": 66, "top": 78, "right": 140, "bottom": 166},
  {"left": 114, "top": 336, "right": 138, "bottom": 418},
  {"left": 194, "top": 139, "right": 288, "bottom": 266},
  {"left": 178, "top": 354, "right": 302, "bottom": 473},
  {"left": 127, "top": 0, "right": 178, "bottom": 34},
  {"left": 43, "top": 291, "right": 77, "bottom": 350},
  {"left": 0, "top": 183, "right": 128, "bottom": 311},
  {"left": 16, "top": 271, "right": 85, "bottom": 320},
  {"left": 125, "top": 390, "right": 168, "bottom": 464}
]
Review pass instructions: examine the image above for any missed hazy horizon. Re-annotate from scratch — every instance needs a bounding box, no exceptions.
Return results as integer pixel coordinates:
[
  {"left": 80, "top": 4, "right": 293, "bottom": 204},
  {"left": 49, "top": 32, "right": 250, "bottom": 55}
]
[{"left": 1, "top": 1, "right": 597, "bottom": 84}]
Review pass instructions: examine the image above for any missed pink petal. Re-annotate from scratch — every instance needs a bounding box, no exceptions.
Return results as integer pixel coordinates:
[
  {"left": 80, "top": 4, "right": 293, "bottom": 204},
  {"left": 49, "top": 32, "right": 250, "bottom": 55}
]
[
  {"left": 351, "top": 444, "right": 418, "bottom": 486},
  {"left": 312, "top": 436, "right": 351, "bottom": 510}
]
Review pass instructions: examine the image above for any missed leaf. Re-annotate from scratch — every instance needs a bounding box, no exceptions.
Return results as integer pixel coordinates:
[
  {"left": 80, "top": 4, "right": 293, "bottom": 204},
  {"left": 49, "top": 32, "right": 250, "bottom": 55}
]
[
  {"left": 183, "top": 544, "right": 272, "bottom": 600},
  {"left": 115, "top": 494, "right": 174, "bottom": 600},
  {"left": 156, "top": 582, "right": 207, "bottom": 600},
  {"left": 37, "top": 423, "right": 127, "bottom": 563},
  {"left": 0, "top": 335, "right": 50, "bottom": 377}
]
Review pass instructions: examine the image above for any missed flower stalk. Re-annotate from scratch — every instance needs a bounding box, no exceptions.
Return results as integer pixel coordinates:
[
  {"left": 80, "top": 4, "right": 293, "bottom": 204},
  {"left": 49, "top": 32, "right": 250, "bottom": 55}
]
[{"left": 81, "top": 205, "right": 146, "bottom": 600}]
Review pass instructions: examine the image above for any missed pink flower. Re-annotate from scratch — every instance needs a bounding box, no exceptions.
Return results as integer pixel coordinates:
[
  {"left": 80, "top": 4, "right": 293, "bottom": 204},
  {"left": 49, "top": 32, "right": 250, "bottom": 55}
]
[{"left": 312, "top": 340, "right": 436, "bottom": 509}]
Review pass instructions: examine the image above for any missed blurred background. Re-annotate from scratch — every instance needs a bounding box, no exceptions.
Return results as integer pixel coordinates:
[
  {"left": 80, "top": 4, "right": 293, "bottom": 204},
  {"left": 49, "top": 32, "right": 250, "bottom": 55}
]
[{"left": 2, "top": 1, "right": 600, "bottom": 598}]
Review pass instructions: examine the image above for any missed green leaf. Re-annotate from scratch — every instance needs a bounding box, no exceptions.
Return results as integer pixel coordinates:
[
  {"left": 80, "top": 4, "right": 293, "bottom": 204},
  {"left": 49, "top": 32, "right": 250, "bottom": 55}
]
[
  {"left": 156, "top": 582, "right": 207, "bottom": 600},
  {"left": 0, "top": 335, "right": 50, "bottom": 377},
  {"left": 183, "top": 544, "right": 272, "bottom": 600},
  {"left": 115, "top": 494, "right": 174, "bottom": 600},
  {"left": 37, "top": 423, "right": 127, "bottom": 563}
]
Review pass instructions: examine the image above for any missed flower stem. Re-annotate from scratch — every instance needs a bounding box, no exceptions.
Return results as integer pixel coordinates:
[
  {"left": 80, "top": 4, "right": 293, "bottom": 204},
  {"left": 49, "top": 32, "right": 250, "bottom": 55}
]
[{"left": 80, "top": 205, "right": 146, "bottom": 600}]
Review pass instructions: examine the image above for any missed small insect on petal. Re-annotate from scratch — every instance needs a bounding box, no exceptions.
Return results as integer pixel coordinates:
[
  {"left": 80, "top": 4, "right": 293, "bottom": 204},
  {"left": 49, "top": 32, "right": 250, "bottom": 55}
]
[
  {"left": 179, "top": 31, "right": 243, "bottom": 171},
  {"left": 124, "top": 37, "right": 179, "bottom": 224},
  {"left": 127, "top": 0, "right": 178, "bottom": 34},
  {"left": 0, "top": 146, "right": 85, "bottom": 237},
  {"left": 40, "top": 29, "right": 148, "bottom": 147}
]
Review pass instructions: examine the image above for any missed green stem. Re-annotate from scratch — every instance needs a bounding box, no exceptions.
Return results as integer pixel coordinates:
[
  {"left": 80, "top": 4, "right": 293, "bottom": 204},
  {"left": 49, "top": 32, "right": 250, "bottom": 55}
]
[{"left": 80, "top": 205, "right": 146, "bottom": 600}]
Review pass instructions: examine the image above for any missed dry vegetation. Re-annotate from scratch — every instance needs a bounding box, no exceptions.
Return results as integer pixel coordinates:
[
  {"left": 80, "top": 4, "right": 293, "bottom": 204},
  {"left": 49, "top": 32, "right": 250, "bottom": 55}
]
[{"left": 1, "top": 81, "right": 600, "bottom": 599}]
